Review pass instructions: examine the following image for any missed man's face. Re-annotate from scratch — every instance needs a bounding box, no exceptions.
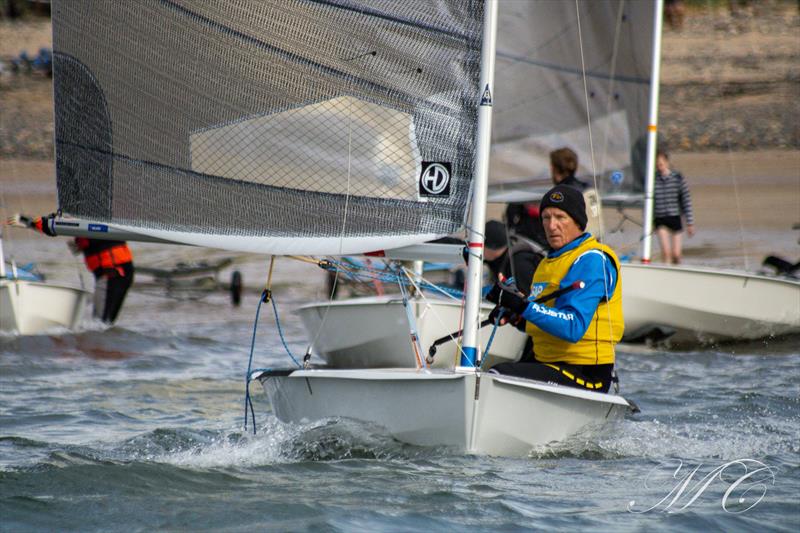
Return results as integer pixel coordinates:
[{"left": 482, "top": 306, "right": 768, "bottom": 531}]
[{"left": 542, "top": 207, "right": 582, "bottom": 250}]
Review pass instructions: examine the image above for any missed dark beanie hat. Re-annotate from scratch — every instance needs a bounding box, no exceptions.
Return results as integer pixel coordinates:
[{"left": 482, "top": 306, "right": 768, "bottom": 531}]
[
  {"left": 484, "top": 220, "right": 507, "bottom": 249},
  {"left": 539, "top": 185, "right": 587, "bottom": 231}
]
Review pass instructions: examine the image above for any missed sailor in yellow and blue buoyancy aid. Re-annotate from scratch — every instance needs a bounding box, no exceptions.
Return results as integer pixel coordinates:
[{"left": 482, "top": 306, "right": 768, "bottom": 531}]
[{"left": 486, "top": 185, "right": 624, "bottom": 393}]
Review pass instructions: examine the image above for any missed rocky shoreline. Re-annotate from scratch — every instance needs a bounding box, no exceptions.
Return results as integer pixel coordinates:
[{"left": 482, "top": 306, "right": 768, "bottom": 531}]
[
  {"left": 659, "top": 3, "right": 799, "bottom": 151},
  {"left": 0, "top": 5, "right": 798, "bottom": 158}
]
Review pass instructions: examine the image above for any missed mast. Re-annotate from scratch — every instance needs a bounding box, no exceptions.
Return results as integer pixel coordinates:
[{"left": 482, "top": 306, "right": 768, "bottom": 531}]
[
  {"left": 641, "top": 0, "right": 664, "bottom": 263},
  {"left": 461, "top": 0, "right": 498, "bottom": 366}
]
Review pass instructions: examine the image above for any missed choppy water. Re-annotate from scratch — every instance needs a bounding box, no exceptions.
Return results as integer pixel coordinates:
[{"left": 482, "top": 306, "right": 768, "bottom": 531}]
[{"left": 1, "top": 239, "right": 799, "bottom": 532}]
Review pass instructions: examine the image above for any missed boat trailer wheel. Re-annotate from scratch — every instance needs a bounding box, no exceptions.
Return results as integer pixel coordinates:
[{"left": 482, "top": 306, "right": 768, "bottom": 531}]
[{"left": 230, "top": 270, "right": 243, "bottom": 306}]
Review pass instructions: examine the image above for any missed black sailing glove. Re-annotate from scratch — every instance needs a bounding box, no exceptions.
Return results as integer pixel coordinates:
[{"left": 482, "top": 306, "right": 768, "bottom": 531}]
[
  {"left": 488, "top": 305, "right": 505, "bottom": 324},
  {"left": 486, "top": 275, "right": 519, "bottom": 304},
  {"left": 486, "top": 277, "right": 528, "bottom": 314},
  {"left": 486, "top": 282, "right": 502, "bottom": 304},
  {"left": 488, "top": 305, "right": 527, "bottom": 328},
  {"left": 497, "top": 290, "right": 528, "bottom": 316}
]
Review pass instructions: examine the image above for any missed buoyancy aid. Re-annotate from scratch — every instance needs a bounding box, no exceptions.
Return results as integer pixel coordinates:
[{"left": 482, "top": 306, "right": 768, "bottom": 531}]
[
  {"left": 75, "top": 238, "right": 133, "bottom": 275},
  {"left": 525, "top": 235, "right": 624, "bottom": 365}
]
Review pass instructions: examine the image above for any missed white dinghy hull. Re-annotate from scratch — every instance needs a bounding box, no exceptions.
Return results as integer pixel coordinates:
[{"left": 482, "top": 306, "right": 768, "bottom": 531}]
[
  {"left": 0, "top": 279, "right": 88, "bottom": 335},
  {"left": 258, "top": 368, "right": 631, "bottom": 457},
  {"left": 297, "top": 296, "right": 528, "bottom": 369},
  {"left": 621, "top": 263, "right": 800, "bottom": 344},
  {"left": 471, "top": 374, "right": 629, "bottom": 456}
]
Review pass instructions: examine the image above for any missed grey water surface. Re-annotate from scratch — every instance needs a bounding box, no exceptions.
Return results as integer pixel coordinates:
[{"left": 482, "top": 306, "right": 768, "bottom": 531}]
[{"left": 1, "top": 240, "right": 798, "bottom": 532}]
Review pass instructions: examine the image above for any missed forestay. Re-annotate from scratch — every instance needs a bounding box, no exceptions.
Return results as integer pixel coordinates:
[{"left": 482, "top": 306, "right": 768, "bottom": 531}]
[
  {"left": 492, "top": 0, "right": 654, "bottom": 195},
  {"left": 51, "top": 0, "right": 484, "bottom": 255}
]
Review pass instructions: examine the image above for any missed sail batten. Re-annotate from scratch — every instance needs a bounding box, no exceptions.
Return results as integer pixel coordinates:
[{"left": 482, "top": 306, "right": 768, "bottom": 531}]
[{"left": 52, "top": 0, "right": 484, "bottom": 255}]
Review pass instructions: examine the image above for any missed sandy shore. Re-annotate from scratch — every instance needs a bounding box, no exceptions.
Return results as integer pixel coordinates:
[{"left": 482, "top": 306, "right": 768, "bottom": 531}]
[
  {"left": 3, "top": 151, "right": 798, "bottom": 271},
  {"left": 4, "top": 151, "right": 798, "bottom": 229}
]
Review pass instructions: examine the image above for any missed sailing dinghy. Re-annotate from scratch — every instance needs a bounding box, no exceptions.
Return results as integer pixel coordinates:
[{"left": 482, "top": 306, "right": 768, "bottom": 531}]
[
  {"left": 0, "top": 236, "right": 87, "bottom": 335},
  {"left": 621, "top": 0, "right": 800, "bottom": 344},
  {"left": 49, "top": 0, "right": 634, "bottom": 456}
]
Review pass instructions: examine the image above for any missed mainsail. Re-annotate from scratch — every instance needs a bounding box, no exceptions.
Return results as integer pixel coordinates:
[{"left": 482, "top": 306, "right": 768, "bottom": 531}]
[
  {"left": 492, "top": 0, "right": 654, "bottom": 195},
  {"left": 52, "top": 0, "right": 484, "bottom": 255}
]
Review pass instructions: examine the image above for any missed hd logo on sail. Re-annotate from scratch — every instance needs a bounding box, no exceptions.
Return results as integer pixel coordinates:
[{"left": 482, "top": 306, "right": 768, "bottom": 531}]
[{"left": 419, "top": 162, "right": 451, "bottom": 197}]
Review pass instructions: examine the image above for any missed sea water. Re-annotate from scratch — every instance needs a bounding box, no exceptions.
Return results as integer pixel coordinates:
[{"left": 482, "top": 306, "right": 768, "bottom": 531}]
[{"left": 1, "top": 240, "right": 798, "bottom": 532}]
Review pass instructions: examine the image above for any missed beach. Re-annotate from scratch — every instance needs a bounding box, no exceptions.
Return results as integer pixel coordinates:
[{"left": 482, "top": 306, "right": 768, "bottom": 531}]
[{"left": 3, "top": 151, "right": 799, "bottom": 271}]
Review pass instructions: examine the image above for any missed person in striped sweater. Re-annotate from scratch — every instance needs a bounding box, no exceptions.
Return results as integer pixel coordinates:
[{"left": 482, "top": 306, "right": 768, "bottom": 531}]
[{"left": 654, "top": 150, "right": 695, "bottom": 264}]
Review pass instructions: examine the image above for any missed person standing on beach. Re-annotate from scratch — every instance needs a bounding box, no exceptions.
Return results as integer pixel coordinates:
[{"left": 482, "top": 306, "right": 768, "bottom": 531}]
[{"left": 653, "top": 149, "right": 695, "bottom": 264}]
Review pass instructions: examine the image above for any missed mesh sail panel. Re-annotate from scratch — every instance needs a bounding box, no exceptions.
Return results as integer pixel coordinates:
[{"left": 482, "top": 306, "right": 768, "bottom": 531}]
[
  {"left": 52, "top": 0, "right": 483, "bottom": 254},
  {"left": 492, "top": 0, "right": 654, "bottom": 195}
]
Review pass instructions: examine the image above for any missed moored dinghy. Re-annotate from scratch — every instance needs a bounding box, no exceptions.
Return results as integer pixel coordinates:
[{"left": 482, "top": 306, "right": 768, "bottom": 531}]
[
  {"left": 0, "top": 277, "right": 87, "bottom": 335},
  {"left": 297, "top": 295, "right": 528, "bottom": 369},
  {"left": 621, "top": 263, "right": 800, "bottom": 344},
  {"left": 0, "top": 238, "right": 87, "bottom": 335},
  {"left": 619, "top": 0, "right": 800, "bottom": 345}
]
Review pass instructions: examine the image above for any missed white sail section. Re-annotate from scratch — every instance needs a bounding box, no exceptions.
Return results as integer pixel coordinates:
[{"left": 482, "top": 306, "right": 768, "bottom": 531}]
[
  {"left": 492, "top": 109, "right": 632, "bottom": 184},
  {"left": 190, "top": 96, "right": 422, "bottom": 200},
  {"left": 110, "top": 224, "right": 441, "bottom": 256}
]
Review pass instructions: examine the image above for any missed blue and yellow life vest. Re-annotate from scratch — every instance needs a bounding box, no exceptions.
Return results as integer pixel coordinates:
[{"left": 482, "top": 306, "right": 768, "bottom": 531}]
[{"left": 525, "top": 236, "right": 624, "bottom": 365}]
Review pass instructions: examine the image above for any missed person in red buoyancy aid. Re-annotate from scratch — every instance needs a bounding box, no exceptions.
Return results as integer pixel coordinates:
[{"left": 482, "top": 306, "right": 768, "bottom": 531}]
[{"left": 9, "top": 214, "right": 134, "bottom": 324}]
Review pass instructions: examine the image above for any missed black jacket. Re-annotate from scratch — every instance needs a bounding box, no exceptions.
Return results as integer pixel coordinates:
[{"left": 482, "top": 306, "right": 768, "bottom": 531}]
[{"left": 485, "top": 235, "right": 545, "bottom": 294}]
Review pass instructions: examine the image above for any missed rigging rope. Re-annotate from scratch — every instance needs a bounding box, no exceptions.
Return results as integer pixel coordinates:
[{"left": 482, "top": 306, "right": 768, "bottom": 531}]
[
  {"left": 700, "top": 1, "right": 750, "bottom": 271},
  {"left": 400, "top": 265, "right": 471, "bottom": 367},
  {"left": 480, "top": 309, "right": 504, "bottom": 370},
  {"left": 242, "top": 258, "right": 302, "bottom": 435},
  {"left": 316, "top": 257, "right": 464, "bottom": 299},
  {"left": 243, "top": 289, "right": 266, "bottom": 435},
  {"left": 598, "top": 0, "right": 627, "bottom": 176}
]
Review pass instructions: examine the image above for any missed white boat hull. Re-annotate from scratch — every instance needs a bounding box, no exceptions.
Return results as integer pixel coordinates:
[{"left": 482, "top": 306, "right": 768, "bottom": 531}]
[
  {"left": 621, "top": 263, "right": 800, "bottom": 344},
  {"left": 0, "top": 279, "right": 88, "bottom": 335},
  {"left": 297, "top": 296, "right": 528, "bottom": 368},
  {"left": 258, "top": 368, "right": 631, "bottom": 457}
]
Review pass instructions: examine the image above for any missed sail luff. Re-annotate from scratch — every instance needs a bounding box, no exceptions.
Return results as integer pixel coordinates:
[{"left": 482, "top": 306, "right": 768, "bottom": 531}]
[
  {"left": 641, "top": 0, "right": 665, "bottom": 262},
  {"left": 461, "top": 0, "right": 498, "bottom": 366}
]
